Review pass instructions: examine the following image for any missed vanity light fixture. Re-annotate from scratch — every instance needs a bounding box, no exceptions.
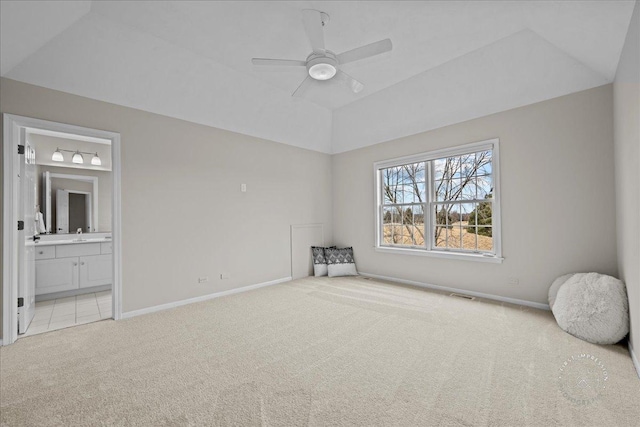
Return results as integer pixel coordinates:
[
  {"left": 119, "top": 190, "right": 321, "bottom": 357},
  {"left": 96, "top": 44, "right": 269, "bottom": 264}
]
[
  {"left": 52, "top": 148, "right": 103, "bottom": 166},
  {"left": 72, "top": 151, "right": 84, "bottom": 164},
  {"left": 91, "top": 152, "right": 101, "bottom": 166},
  {"left": 52, "top": 148, "right": 64, "bottom": 162}
]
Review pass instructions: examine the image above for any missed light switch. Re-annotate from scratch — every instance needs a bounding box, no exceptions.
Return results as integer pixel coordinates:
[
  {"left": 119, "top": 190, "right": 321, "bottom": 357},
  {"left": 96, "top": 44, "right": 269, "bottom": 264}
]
[{"left": 241, "top": 184, "right": 247, "bottom": 192}]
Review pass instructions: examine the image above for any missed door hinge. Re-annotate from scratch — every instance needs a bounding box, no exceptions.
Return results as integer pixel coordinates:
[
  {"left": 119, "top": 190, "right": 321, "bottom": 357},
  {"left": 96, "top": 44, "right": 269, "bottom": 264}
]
[
  {"left": 17, "top": 220, "right": 24, "bottom": 231},
  {"left": 17, "top": 297, "right": 24, "bottom": 308},
  {"left": 17, "top": 144, "right": 25, "bottom": 155}
]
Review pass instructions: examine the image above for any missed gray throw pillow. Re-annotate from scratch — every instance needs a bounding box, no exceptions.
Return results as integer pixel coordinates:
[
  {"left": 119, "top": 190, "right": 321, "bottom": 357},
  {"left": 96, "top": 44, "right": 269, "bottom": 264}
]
[
  {"left": 325, "top": 247, "right": 358, "bottom": 277},
  {"left": 311, "top": 246, "right": 336, "bottom": 277}
]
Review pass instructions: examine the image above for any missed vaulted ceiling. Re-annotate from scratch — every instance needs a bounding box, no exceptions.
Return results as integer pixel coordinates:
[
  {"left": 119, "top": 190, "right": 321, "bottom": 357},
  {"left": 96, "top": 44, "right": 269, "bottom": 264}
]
[{"left": 1, "top": 1, "right": 635, "bottom": 153}]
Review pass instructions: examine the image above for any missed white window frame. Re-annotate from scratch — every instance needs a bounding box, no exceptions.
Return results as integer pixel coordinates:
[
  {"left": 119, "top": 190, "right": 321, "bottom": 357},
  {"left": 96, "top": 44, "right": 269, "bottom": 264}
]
[{"left": 373, "top": 138, "right": 503, "bottom": 263}]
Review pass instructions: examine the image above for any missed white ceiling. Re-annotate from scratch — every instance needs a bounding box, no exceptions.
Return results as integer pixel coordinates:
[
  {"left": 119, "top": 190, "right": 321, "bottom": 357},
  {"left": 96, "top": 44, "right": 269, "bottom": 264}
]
[{"left": 1, "top": 1, "right": 635, "bottom": 153}]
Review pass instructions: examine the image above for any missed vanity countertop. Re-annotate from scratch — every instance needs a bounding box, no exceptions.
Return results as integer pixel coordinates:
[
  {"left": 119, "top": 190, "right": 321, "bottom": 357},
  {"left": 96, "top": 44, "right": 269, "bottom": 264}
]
[
  {"left": 35, "top": 234, "right": 112, "bottom": 246},
  {"left": 36, "top": 238, "right": 112, "bottom": 247}
]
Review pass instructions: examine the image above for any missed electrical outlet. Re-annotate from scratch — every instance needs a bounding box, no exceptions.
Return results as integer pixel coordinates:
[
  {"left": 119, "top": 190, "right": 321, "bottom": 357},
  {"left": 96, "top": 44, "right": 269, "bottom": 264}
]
[
  {"left": 507, "top": 277, "right": 519, "bottom": 286},
  {"left": 198, "top": 277, "right": 209, "bottom": 283},
  {"left": 241, "top": 183, "right": 247, "bottom": 192},
  {"left": 220, "top": 273, "right": 230, "bottom": 280}
]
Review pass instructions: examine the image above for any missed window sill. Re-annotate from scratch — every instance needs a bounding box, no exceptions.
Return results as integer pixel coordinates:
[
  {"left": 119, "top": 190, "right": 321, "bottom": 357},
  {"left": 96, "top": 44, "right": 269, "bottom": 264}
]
[{"left": 375, "top": 246, "right": 504, "bottom": 263}]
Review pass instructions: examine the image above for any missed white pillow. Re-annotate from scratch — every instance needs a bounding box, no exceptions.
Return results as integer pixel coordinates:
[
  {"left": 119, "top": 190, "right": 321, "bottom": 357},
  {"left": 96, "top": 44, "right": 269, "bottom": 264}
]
[
  {"left": 325, "top": 247, "right": 358, "bottom": 277},
  {"left": 311, "top": 246, "right": 335, "bottom": 277}
]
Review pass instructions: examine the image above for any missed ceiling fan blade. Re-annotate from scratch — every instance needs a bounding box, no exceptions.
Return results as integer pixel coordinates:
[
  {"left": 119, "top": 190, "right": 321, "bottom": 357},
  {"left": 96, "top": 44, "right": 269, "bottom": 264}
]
[
  {"left": 252, "top": 58, "right": 307, "bottom": 67},
  {"left": 292, "top": 76, "right": 315, "bottom": 97},
  {"left": 337, "top": 39, "right": 392, "bottom": 65},
  {"left": 335, "top": 70, "right": 364, "bottom": 94},
  {"left": 301, "top": 9, "right": 326, "bottom": 54}
]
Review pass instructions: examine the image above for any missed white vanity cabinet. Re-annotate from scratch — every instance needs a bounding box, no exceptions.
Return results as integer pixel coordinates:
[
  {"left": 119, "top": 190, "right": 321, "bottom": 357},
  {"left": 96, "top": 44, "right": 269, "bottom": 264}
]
[
  {"left": 79, "top": 254, "right": 112, "bottom": 288},
  {"left": 35, "top": 257, "right": 79, "bottom": 294},
  {"left": 35, "top": 241, "right": 113, "bottom": 295}
]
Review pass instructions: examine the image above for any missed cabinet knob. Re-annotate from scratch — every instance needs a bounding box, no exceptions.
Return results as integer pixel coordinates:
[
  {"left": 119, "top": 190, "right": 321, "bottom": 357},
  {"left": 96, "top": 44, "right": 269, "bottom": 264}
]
[
  {"left": 73, "top": 262, "right": 78, "bottom": 266},
  {"left": 38, "top": 251, "right": 43, "bottom": 254},
  {"left": 81, "top": 262, "right": 85, "bottom": 265}
]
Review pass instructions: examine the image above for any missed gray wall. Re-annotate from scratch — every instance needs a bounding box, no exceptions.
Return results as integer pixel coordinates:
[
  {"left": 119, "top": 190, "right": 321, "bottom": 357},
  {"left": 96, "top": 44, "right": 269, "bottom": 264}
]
[
  {"left": 0, "top": 78, "right": 333, "bottom": 335},
  {"left": 614, "top": 1, "right": 640, "bottom": 359},
  {"left": 332, "top": 84, "right": 617, "bottom": 305}
]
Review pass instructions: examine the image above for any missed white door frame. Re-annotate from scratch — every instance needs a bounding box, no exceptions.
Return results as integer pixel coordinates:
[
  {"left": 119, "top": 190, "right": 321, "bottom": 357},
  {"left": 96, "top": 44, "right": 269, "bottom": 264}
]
[{"left": 2, "top": 114, "right": 122, "bottom": 345}]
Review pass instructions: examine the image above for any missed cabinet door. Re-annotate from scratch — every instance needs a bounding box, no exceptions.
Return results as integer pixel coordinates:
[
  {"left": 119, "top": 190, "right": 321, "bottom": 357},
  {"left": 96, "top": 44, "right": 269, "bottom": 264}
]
[
  {"left": 79, "top": 255, "right": 112, "bottom": 288},
  {"left": 35, "top": 258, "right": 79, "bottom": 295}
]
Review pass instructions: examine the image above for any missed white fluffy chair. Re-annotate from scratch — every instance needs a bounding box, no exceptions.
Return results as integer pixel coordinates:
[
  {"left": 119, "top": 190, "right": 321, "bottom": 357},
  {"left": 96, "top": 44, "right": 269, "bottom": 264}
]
[{"left": 549, "top": 272, "right": 629, "bottom": 345}]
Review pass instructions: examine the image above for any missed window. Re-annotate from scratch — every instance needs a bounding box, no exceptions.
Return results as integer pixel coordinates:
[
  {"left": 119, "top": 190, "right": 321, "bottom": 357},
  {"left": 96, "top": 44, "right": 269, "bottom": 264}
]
[{"left": 375, "top": 139, "right": 501, "bottom": 262}]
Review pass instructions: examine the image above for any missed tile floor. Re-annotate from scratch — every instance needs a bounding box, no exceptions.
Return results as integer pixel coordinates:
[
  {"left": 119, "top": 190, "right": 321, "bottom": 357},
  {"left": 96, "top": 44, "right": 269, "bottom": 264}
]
[{"left": 22, "top": 290, "right": 112, "bottom": 337}]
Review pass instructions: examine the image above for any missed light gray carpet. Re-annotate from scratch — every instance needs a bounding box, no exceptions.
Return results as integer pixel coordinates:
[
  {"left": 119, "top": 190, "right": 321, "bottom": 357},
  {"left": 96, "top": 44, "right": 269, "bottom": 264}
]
[{"left": 1, "top": 276, "right": 639, "bottom": 426}]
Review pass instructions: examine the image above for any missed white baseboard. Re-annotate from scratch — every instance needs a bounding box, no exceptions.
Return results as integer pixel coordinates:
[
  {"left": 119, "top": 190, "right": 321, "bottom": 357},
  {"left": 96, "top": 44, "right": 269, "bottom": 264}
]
[
  {"left": 629, "top": 338, "right": 640, "bottom": 380},
  {"left": 359, "top": 272, "right": 550, "bottom": 311},
  {"left": 121, "top": 277, "right": 292, "bottom": 319}
]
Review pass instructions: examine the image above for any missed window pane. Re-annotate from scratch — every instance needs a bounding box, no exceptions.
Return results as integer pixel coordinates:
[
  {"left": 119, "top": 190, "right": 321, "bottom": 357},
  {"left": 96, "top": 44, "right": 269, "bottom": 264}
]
[
  {"left": 416, "top": 182, "right": 426, "bottom": 202},
  {"left": 434, "top": 226, "right": 447, "bottom": 248},
  {"left": 476, "top": 227, "right": 493, "bottom": 251},
  {"left": 403, "top": 185, "right": 415, "bottom": 203},
  {"left": 434, "top": 204, "right": 450, "bottom": 226},
  {"left": 382, "top": 167, "right": 401, "bottom": 204},
  {"left": 434, "top": 158, "right": 446, "bottom": 180},
  {"left": 475, "top": 200, "right": 492, "bottom": 227},
  {"left": 460, "top": 177, "right": 477, "bottom": 200},
  {"left": 383, "top": 187, "right": 393, "bottom": 204},
  {"left": 448, "top": 157, "right": 461, "bottom": 178},
  {"left": 435, "top": 179, "right": 453, "bottom": 202},
  {"left": 460, "top": 153, "right": 476, "bottom": 180},
  {"left": 449, "top": 178, "right": 462, "bottom": 201},
  {"left": 462, "top": 227, "right": 478, "bottom": 251},
  {"left": 403, "top": 206, "right": 415, "bottom": 245},
  {"left": 399, "top": 165, "right": 410, "bottom": 186},
  {"left": 414, "top": 164, "right": 426, "bottom": 183},
  {"left": 382, "top": 207, "right": 393, "bottom": 244},
  {"left": 476, "top": 151, "right": 492, "bottom": 176},
  {"left": 477, "top": 175, "right": 492, "bottom": 199},
  {"left": 391, "top": 208, "right": 401, "bottom": 244},
  {"left": 413, "top": 205, "right": 425, "bottom": 246},
  {"left": 448, "top": 204, "right": 462, "bottom": 249}
]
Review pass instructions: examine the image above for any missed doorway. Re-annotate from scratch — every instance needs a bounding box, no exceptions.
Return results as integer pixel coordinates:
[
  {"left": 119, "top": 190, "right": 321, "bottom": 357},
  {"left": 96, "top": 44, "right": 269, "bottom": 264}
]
[{"left": 2, "top": 115, "right": 122, "bottom": 345}]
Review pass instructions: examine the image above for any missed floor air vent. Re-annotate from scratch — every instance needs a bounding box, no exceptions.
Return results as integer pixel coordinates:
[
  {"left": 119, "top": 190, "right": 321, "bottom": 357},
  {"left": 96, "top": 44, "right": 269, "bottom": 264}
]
[{"left": 449, "top": 293, "right": 476, "bottom": 300}]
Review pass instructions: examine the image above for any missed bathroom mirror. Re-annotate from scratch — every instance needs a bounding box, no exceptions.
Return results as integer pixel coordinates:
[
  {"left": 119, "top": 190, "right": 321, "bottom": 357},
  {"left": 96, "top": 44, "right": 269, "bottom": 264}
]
[
  {"left": 43, "top": 172, "right": 99, "bottom": 234},
  {"left": 56, "top": 189, "right": 92, "bottom": 233}
]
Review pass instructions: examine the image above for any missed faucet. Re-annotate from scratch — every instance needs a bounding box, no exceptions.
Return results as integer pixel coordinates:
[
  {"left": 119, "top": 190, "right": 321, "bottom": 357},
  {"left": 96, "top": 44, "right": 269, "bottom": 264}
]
[{"left": 77, "top": 228, "right": 83, "bottom": 235}]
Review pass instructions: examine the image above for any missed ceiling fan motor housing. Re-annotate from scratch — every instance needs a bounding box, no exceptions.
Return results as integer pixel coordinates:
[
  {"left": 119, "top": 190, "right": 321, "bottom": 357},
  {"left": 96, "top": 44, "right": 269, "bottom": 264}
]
[{"left": 307, "top": 51, "right": 338, "bottom": 80}]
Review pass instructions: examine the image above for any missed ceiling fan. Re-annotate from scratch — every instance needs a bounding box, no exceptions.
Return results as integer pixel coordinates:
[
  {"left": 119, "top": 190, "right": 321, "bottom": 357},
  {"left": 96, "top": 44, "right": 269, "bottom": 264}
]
[{"left": 252, "top": 9, "right": 392, "bottom": 97}]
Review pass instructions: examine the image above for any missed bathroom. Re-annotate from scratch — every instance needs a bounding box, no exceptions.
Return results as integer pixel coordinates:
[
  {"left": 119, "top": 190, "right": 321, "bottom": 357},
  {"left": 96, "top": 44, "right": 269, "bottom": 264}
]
[{"left": 21, "top": 129, "right": 113, "bottom": 336}]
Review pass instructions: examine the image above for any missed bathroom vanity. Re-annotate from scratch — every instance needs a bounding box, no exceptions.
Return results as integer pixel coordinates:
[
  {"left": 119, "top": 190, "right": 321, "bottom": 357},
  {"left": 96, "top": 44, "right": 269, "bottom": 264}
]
[{"left": 35, "top": 234, "right": 112, "bottom": 296}]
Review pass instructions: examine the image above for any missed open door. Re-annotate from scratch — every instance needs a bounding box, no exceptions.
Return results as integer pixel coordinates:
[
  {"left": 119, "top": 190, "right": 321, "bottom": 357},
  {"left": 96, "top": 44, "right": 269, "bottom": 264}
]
[{"left": 18, "top": 136, "right": 37, "bottom": 334}]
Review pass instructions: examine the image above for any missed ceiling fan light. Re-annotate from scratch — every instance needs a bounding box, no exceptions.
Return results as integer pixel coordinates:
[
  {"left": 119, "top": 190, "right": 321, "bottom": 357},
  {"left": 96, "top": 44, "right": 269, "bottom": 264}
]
[
  {"left": 72, "top": 151, "right": 84, "bottom": 164},
  {"left": 308, "top": 63, "right": 336, "bottom": 81},
  {"left": 52, "top": 148, "right": 64, "bottom": 162},
  {"left": 91, "top": 153, "right": 101, "bottom": 166}
]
